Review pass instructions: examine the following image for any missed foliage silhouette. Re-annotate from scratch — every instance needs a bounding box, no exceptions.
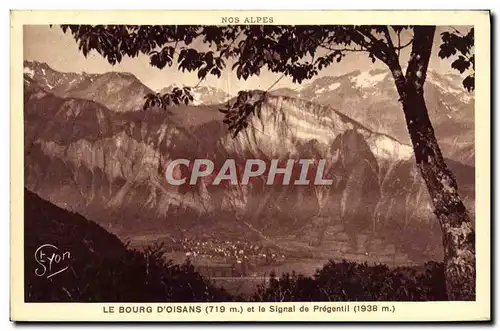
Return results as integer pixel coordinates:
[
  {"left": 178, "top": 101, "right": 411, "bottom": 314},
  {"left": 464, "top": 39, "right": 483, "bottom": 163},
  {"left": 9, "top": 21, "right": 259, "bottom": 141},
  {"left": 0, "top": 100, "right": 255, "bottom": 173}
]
[
  {"left": 254, "top": 260, "right": 447, "bottom": 302},
  {"left": 438, "top": 27, "right": 475, "bottom": 91}
]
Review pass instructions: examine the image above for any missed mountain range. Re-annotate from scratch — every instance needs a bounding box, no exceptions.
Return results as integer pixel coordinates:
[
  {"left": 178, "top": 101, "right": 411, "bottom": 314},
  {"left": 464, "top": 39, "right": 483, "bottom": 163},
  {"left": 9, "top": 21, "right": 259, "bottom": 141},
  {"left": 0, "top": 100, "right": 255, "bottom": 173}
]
[
  {"left": 24, "top": 61, "right": 232, "bottom": 111},
  {"left": 158, "top": 85, "right": 232, "bottom": 106},
  {"left": 273, "top": 68, "right": 475, "bottom": 166},
  {"left": 23, "top": 61, "right": 475, "bottom": 264},
  {"left": 24, "top": 60, "right": 474, "bottom": 166}
]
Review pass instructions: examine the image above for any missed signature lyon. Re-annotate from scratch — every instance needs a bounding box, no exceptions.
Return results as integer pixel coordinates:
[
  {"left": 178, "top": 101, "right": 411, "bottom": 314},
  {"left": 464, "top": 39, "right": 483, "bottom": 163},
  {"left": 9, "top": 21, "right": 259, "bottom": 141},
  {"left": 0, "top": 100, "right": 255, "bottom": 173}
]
[{"left": 34, "top": 244, "right": 71, "bottom": 279}]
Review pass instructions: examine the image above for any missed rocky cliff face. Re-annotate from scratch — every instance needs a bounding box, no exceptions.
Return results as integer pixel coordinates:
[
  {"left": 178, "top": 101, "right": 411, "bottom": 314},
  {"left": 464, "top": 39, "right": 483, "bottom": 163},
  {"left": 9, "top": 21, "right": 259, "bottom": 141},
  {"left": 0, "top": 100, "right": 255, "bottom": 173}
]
[{"left": 23, "top": 69, "right": 475, "bottom": 264}]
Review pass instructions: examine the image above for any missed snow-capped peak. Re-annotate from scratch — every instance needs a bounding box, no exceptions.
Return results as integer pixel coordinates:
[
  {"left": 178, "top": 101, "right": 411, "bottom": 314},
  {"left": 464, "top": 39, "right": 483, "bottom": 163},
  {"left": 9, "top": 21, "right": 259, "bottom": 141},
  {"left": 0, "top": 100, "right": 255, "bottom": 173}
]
[
  {"left": 158, "top": 84, "right": 232, "bottom": 106},
  {"left": 351, "top": 71, "right": 388, "bottom": 88},
  {"left": 24, "top": 66, "right": 35, "bottom": 78},
  {"left": 426, "top": 71, "right": 473, "bottom": 104}
]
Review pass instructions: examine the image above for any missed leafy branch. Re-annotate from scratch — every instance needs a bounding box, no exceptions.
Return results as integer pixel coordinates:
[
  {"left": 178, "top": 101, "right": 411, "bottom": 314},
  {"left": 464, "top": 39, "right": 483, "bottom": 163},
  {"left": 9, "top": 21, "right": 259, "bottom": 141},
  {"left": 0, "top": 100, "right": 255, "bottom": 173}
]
[
  {"left": 60, "top": 24, "right": 475, "bottom": 125},
  {"left": 438, "top": 27, "right": 475, "bottom": 92},
  {"left": 218, "top": 73, "right": 285, "bottom": 138}
]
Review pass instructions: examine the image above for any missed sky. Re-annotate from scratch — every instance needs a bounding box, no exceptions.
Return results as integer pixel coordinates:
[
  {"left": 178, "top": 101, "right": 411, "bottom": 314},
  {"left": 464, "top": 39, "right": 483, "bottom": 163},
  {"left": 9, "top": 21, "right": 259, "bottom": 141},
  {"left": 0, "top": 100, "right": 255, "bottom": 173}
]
[{"left": 23, "top": 25, "right": 471, "bottom": 94}]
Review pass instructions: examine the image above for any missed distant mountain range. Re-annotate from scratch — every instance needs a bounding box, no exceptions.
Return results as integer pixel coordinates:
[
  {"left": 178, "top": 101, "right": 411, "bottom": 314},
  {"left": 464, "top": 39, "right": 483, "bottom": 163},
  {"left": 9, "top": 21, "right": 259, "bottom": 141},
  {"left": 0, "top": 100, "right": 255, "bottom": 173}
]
[
  {"left": 272, "top": 69, "right": 474, "bottom": 166},
  {"left": 24, "top": 61, "right": 474, "bottom": 166},
  {"left": 24, "top": 61, "right": 232, "bottom": 111},
  {"left": 23, "top": 60, "right": 475, "bottom": 264},
  {"left": 158, "top": 85, "right": 232, "bottom": 106},
  {"left": 24, "top": 61, "right": 152, "bottom": 113}
]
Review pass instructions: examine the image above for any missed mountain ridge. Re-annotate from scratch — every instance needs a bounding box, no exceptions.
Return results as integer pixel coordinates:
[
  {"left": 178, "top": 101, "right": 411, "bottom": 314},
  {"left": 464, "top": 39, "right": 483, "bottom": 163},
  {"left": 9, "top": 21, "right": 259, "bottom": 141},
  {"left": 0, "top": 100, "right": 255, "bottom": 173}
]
[
  {"left": 24, "top": 60, "right": 474, "bottom": 159},
  {"left": 24, "top": 60, "right": 153, "bottom": 112},
  {"left": 24, "top": 74, "right": 475, "bottom": 264},
  {"left": 271, "top": 68, "right": 474, "bottom": 165}
]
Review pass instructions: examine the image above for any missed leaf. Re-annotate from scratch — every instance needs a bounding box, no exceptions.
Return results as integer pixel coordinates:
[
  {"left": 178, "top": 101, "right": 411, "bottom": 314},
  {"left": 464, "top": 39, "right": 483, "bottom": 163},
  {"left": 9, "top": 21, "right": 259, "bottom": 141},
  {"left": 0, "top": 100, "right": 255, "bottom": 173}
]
[
  {"left": 463, "top": 75, "right": 474, "bottom": 92},
  {"left": 236, "top": 65, "right": 243, "bottom": 80},
  {"left": 198, "top": 67, "right": 208, "bottom": 79},
  {"left": 451, "top": 56, "right": 470, "bottom": 74}
]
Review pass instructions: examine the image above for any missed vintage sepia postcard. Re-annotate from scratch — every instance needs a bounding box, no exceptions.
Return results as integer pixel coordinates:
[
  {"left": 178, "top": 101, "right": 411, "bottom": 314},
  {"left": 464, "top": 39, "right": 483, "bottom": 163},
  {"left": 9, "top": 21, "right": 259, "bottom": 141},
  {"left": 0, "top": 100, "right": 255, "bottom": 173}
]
[{"left": 10, "top": 10, "right": 491, "bottom": 322}]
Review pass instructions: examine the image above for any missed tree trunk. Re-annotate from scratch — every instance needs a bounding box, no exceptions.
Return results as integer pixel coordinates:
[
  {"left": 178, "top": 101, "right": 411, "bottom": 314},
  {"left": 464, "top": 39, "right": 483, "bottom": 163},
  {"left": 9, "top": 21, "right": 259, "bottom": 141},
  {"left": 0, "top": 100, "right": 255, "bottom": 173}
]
[
  {"left": 378, "top": 25, "right": 475, "bottom": 300},
  {"left": 400, "top": 87, "right": 475, "bottom": 300}
]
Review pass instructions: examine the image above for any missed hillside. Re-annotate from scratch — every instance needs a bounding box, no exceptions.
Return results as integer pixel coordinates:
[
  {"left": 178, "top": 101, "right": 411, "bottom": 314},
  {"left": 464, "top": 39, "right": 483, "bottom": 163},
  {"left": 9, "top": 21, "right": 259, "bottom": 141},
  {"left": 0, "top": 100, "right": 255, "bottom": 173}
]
[{"left": 24, "top": 188, "right": 232, "bottom": 302}]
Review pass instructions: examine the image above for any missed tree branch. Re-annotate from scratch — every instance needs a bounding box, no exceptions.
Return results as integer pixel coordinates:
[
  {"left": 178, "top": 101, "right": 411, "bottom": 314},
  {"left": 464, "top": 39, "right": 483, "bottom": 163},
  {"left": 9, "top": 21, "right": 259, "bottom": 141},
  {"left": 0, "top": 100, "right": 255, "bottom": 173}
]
[
  {"left": 447, "top": 25, "right": 465, "bottom": 37},
  {"left": 193, "top": 77, "right": 205, "bottom": 89},
  {"left": 397, "top": 30, "right": 401, "bottom": 57},
  {"left": 382, "top": 27, "right": 396, "bottom": 51},
  {"left": 219, "top": 29, "right": 243, "bottom": 58},
  {"left": 346, "top": 27, "right": 391, "bottom": 65},
  {"left": 395, "top": 38, "right": 414, "bottom": 50},
  {"left": 320, "top": 45, "right": 367, "bottom": 52},
  {"left": 405, "top": 26, "right": 436, "bottom": 92},
  {"left": 358, "top": 29, "right": 386, "bottom": 47},
  {"left": 172, "top": 33, "right": 180, "bottom": 56},
  {"left": 265, "top": 74, "right": 285, "bottom": 93},
  {"left": 366, "top": 27, "right": 407, "bottom": 98},
  {"left": 173, "top": 26, "right": 179, "bottom": 55}
]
